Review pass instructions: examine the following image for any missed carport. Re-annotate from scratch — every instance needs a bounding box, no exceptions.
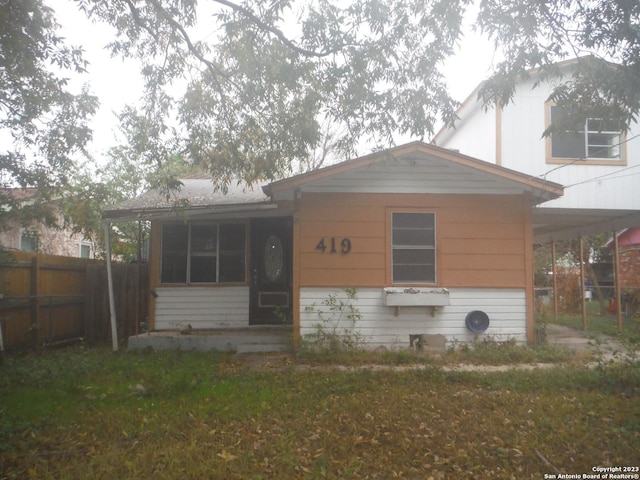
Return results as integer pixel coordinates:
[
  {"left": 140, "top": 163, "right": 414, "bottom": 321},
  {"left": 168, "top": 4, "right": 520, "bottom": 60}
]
[{"left": 533, "top": 207, "right": 640, "bottom": 331}]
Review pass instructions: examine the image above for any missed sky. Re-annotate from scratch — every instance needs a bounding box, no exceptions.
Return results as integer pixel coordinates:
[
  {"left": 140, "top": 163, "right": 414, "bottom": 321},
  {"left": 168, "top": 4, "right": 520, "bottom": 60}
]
[{"left": 54, "top": 1, "right": 496, "bottom": 162}]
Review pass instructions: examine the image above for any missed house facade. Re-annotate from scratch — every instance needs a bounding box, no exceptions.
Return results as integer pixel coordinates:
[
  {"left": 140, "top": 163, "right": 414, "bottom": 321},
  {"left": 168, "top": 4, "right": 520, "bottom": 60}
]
[
  {"left": 608, "top": 228, "right": 640, "bottom": 302},
  {"left": 433, "top": 58, "right": 640, "bottom": 242},
  {"left": 0, "top": 189, "right": 95, "bottom": 258},
  {"left": 105, "top": 142, "right": 562, "bottom": 349}
]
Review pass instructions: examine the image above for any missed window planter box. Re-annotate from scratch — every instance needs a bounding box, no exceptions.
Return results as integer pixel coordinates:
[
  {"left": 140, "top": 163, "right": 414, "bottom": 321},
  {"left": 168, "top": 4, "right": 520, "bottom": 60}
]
[{"left": 383, "top": 287, "right": 450, "bottom": 307}]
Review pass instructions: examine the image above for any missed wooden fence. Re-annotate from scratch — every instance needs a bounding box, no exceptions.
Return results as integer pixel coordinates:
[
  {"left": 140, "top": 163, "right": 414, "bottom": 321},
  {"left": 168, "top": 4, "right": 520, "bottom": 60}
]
[{"left": 0, "top": 251, "right": 148, "bottom": 351}]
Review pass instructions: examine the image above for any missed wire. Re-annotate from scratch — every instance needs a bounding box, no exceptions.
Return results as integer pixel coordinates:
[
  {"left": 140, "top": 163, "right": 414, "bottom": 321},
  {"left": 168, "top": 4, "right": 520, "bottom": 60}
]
[
  {"left": 565, "top": 165, "right": 640, "bottom": 188},
  {"left": 539, "top": 132, "right": 640, "bottom": 178}
]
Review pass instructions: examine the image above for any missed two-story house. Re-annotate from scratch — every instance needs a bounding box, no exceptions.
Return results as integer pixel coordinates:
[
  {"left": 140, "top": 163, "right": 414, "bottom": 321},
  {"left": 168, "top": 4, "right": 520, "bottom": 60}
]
[
  {"left": 433, "top": 57, "right": 640, "bottom": 243},
  {"left": 0, "top": 188, "right": 95, "bottom": 258}
]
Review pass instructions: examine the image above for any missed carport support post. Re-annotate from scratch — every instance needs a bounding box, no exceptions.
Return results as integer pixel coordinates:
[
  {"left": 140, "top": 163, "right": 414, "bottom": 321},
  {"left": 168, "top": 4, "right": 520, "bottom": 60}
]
[
  {"left": 104, "top": 221, "right": 119, "bottom": 351},
  {"left": 552, "top": 241, "right": 558, "bottom": 322},
  {"left": 579, "top": 236, "right": 587, "bottom": 330},
  {"left": 613, "top": 230, "right": 622, "bottom": 332}
]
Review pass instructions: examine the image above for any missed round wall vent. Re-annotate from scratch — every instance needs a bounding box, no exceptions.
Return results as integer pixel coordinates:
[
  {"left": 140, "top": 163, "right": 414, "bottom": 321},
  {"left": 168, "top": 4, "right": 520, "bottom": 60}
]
[{"left": 465, "top": 310, "right": 490, "bottom": 333}]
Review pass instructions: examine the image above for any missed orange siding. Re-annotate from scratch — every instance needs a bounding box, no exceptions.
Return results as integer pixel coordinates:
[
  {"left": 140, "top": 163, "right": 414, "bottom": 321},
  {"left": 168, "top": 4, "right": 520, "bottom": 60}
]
[{"left": 297, "top": 192, "right": 528, "bottom": 289}]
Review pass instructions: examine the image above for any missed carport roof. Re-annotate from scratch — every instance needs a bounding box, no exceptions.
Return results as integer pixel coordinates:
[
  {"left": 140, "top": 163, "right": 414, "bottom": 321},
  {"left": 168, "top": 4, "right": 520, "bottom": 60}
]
[{"left": 532, "top": 207, "right": 640, "bottom": 243}]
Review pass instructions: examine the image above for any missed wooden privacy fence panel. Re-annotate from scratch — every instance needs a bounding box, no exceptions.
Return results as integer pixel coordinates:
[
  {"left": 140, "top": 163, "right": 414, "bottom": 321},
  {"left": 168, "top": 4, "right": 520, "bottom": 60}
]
[
  {"left": 84, "top": 262, "right": 148, "bottom": 344},
  {"left": 0, "top": 251, "right": 148, "bottom": 350}
]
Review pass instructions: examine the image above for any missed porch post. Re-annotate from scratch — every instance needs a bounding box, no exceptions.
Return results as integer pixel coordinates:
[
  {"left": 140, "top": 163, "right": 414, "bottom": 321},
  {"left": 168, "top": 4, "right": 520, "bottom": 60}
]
[{"left": 104, "top": 221, "right": 119, "bottom": 351}]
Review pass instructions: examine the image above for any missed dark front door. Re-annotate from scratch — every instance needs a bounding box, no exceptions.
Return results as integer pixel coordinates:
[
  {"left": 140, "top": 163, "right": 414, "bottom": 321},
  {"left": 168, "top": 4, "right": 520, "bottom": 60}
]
[{"left": 249, "top": 217, "right": 292, "bottom": 325}]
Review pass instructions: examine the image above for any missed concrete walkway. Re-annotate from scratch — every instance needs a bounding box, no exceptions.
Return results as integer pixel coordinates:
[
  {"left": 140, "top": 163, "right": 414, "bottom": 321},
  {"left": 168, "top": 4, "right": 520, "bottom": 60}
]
[{"left": 545, "top": 323, "right": 626, "bottom": 358}]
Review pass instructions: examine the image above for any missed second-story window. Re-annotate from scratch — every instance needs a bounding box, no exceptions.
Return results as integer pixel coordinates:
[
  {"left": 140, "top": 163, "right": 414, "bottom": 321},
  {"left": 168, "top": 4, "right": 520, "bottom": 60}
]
[{"left": 547, "top": 104, "right": 625, "bottom": 163}]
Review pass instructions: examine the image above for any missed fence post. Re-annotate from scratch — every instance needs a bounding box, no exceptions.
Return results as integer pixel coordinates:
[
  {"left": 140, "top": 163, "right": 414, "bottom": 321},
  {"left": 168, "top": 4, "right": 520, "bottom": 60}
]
[{"left": 30, "top": 256, "right": 39, "bottom": 348}]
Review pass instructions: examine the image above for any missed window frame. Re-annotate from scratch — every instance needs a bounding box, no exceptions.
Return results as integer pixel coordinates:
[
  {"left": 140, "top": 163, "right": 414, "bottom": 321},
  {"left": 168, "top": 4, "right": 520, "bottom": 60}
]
[
  {"left": 79, "top": 241, "right": 94, "bottom": 259},
  {"left": 160, "top": 221, "right": 248, "bottom": 285},
  {"left": 19, "top": 228, "right": 38, "bottom": 252},
  {"left": 390, "top": 211, "right": 437, "bottom": 285},
  {"left": 545, "top": 102, "right": 627, "bottom": 166}
]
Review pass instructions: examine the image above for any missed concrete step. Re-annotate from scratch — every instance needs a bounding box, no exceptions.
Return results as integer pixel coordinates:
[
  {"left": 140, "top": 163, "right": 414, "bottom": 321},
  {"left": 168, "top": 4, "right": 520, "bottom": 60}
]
[{"left": 127, "top": 329, "right": 292, "bottom": 353}]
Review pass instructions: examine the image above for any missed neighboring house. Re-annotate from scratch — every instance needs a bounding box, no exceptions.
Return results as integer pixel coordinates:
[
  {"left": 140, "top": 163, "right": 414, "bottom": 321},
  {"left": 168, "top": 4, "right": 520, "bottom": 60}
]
[
  {"left": 433, "top": 57, "right": 640, "bottom": 242},
  {"left": 607, "top": 227, "right": 640, "bottom": 294},
  {"left": 0, "top": 188, "right": 95, "bottom": 258},
  {"left": 104, "top": 142, "right": 563, "bottom": 349}
]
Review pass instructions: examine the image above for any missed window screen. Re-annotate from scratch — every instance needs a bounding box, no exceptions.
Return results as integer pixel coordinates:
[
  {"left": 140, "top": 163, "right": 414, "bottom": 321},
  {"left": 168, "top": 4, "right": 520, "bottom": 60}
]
[
  {"left": 392, "top": 212, "right": 435, "bottom": 283},
  {"left": 550, "top": 106, "right": 621, "bottom": 160},
  {"left": 160, "top": 222, "right": 246, "bottom": 284}
]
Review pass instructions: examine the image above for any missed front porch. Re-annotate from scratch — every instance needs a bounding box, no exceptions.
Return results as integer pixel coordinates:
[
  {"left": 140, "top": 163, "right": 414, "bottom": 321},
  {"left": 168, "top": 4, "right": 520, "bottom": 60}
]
[{"left": 127, "top": 326, "right": 293, "bottom": 354}]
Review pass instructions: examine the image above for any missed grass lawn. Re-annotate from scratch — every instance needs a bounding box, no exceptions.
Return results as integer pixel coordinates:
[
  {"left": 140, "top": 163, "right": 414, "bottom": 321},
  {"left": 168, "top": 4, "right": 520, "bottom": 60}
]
[{"left": 1, "top": 347, "right": 639, "bottom": 479}]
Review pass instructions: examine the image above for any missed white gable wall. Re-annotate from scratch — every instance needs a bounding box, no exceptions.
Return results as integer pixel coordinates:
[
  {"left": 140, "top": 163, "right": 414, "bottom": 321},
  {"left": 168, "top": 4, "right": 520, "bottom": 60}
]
[
  {"left": 437, "top": 99, "right": 497, "bottom": 163},
  {"left": 500, "top": 78, "right": 546, "bottom": 173},
  {"left": 438, "top": 74, "right": 640, "bottom": 212}
]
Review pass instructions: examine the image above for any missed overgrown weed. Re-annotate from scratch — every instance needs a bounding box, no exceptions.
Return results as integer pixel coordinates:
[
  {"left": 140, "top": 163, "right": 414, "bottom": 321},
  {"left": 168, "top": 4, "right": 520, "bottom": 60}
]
[
  {"left": 300, "top": 288, "right": 367, "bottom": 354},
  {"left": 442, "top": 337, "right": 588, "bottom": 366}
]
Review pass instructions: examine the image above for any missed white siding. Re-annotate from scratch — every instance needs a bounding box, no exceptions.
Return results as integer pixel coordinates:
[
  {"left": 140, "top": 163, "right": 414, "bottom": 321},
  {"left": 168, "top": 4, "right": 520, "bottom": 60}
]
[
  {"left": 502, "top": 78, "right": 640, "bottom": 211},
  {"left": 300, "top": 287, "right": 527, "bottom": 349},
  {"left": 154, "top": 286, "right": 249, "bottom": 330},
  {"left": 438, "top": 74, "right": 640, "bottom": 212},
  {"left": 435, "top": 100, "right": 497, "bottom": 163}
]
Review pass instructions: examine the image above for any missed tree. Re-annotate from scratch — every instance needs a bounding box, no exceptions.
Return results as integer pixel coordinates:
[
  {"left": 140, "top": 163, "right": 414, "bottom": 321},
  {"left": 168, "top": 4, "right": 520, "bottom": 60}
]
[
  {"left": 5, "top": 1, "right": 639, "bottom": 243},
  {"left": 0, "top": 0, "right": 98, "bottom": 232},
  {"left": 476, "top": 0, "right": 640, "bottom": 134},
  {"left": 75, "top": 0, "right": 640, "bottom": 188},
  {"left": 61, "top": 134, "right": 193, "bottom": 260},
  {"left": 77, "top": 0, "right": 465, "bottom": 187}
]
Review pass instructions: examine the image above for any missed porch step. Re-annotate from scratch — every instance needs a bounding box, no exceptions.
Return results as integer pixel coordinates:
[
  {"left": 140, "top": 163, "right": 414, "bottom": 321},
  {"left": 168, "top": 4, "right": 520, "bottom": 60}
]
[{"left": 127, "top": 328, "right": 292, "bottom": 353}]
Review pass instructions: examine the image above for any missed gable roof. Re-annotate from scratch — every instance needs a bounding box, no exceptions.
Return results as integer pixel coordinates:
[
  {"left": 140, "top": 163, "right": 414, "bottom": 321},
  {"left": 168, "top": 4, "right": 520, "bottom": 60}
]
[
  {"left": 265, "top": 141, "right": 563, "bottom": 204},
  {"left": 103, "top": 179, "right": 270, "bottom": 220},
  {"left": 103, "top": 141, "right": 563, "bottom": 221}
]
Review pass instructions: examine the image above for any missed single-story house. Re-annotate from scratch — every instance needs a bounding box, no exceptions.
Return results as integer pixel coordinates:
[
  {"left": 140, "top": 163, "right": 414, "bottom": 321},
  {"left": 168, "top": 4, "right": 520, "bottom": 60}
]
[{"left": 104, "top": 142, "right": 563, "bottom": 350}]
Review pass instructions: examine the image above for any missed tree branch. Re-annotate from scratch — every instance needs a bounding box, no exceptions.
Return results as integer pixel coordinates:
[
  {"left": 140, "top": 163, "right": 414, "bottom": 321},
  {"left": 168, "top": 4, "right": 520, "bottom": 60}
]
[
  {"left": 212, "top": 0, "right": 345, "bottom": 58},
  {"left": 122, "top": 0, "right": 230, "bottom": 113},
  {"left": 147, "top": 0, "right": 229, "bottom": 81},
  {"left": 123, "top": 0, "right": 159, "bottom": 42}
]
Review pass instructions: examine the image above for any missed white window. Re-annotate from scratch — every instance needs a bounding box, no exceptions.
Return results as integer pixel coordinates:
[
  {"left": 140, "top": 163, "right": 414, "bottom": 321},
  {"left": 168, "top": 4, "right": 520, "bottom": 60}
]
[
  {"left": 161, "top": 222, "right": 246, "bottom": 284},
  {"left": 391, "top": 212, "right": 436, "bottom": 284},
  {"left": 80, "top": 242, "right": 93, "bottom": 259},
  {"left": 20, "top": 229, "right": 38, "bottom": 252},
  {"left": 548, "top": 105, "right": 624, "bottom": 162}
]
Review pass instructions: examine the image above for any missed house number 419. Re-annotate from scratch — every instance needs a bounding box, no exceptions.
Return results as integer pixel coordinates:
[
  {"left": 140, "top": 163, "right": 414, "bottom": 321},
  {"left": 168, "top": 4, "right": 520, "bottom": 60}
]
[{"left": 316, "top": 237, "right": 351, "bottom": 254}]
